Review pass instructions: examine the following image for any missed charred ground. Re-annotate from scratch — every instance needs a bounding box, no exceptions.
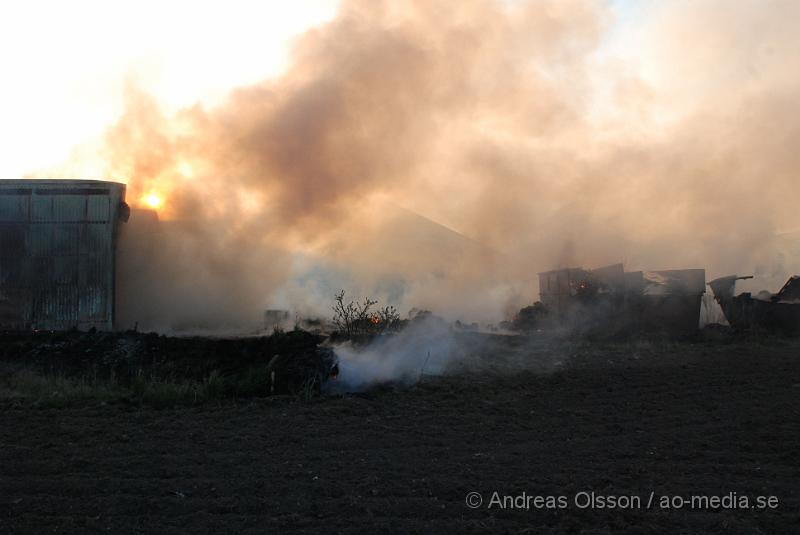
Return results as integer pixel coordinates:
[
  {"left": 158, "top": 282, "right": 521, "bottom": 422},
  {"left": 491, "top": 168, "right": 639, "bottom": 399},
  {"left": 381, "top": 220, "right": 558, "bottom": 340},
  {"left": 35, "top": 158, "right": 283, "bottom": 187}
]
[{"left": 1, "top": 331, "right": 799, "bottom": 533}]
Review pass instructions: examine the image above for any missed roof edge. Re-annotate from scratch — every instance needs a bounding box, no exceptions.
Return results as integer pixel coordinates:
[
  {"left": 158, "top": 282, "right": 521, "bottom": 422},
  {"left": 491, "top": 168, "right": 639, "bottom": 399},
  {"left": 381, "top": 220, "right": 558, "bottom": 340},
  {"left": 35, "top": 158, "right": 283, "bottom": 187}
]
[{"left": 0, "top": 178, "right": 126, "bottom": 188}]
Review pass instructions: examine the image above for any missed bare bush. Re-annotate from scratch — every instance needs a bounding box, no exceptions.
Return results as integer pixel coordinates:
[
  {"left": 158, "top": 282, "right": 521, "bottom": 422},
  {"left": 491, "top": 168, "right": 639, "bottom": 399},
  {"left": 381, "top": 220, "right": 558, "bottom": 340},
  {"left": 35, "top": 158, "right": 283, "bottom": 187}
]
[{"left": 332, "top": 290, "right": 401, "bottom": 338}]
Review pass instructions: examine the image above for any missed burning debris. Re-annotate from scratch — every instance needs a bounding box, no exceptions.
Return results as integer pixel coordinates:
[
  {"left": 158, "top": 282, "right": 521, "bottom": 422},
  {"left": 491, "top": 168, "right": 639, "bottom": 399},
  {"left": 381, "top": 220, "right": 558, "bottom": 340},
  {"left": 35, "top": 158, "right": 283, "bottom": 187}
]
[
  {"left": 513, "top": 263, "right": 707, "bottom": 335},
  {"left": 330, "top": 290, "right": 401, "bottom": 341},
  {"left": 708, "top": 275, "right": 800, "bottom": 335}
]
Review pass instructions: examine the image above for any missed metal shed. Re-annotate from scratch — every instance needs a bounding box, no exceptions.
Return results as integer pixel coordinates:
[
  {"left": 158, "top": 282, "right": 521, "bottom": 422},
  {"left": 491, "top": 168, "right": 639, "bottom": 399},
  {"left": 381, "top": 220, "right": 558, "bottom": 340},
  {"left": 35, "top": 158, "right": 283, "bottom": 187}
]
[{"left": 0, "top": 179, "right": 128, "bottom": 331}]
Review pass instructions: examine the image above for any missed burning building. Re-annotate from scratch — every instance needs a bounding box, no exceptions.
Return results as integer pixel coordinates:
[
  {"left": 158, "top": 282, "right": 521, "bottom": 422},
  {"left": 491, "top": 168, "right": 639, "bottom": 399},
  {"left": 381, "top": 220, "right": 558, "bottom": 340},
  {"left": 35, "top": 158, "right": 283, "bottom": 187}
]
[
  {"left": 0, "top": 179, "right": 129, "bottom": 330},
  {"left": 537, "top": 263, "right": 706, "bottom": 334}
]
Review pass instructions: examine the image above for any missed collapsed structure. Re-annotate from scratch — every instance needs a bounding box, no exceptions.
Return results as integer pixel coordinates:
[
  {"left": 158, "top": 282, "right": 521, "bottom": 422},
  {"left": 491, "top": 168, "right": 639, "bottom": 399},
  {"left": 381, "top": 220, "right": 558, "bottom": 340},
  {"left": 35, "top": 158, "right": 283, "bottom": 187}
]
[
  {"left": 0, "top": 179, "right": 129, "bottom": 330},
  {"left": 537, "top": 263, "right": 706, "bottom": 334},
  {"left": 708, "top": 274, "right": 800, "bottom": 335}
]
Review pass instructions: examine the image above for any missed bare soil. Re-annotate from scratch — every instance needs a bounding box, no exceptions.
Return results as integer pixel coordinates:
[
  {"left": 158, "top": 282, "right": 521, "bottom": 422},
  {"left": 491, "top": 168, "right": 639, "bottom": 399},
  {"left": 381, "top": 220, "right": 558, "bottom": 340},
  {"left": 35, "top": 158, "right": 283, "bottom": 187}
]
[{"left": 1, "top": 335, "right": 799, "bottom": 534}]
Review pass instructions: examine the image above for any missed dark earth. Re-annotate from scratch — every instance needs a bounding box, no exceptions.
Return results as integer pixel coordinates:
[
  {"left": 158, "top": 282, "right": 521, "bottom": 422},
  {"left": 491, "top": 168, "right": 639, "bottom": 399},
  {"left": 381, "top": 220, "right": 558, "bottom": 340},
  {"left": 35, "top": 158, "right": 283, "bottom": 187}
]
[{"left": 1, "top": 332, "right": 799, "bottom": 534}]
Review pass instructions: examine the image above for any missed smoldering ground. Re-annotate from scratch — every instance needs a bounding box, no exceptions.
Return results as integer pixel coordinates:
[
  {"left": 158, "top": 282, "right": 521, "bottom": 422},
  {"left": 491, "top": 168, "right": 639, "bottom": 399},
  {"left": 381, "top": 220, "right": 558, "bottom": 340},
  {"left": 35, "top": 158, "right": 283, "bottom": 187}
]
[
  {"left": 329, "top": 317, "right": 459, "bottom": 392},
  {"left": 97, "top": 0, "right": 800, "bottom": 332},
  {"left": 328, "top": 316, "right": 567, "bottom": 393}
]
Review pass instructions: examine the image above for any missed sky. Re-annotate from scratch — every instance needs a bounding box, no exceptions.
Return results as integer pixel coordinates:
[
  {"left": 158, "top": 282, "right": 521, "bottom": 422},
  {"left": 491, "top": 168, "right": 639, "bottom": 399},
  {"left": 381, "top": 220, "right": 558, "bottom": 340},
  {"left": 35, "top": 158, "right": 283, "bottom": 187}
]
[
  {"left": 0, "top": 0, "right": 340, "bottom": 179},
  {"left": 0, "top": 0, "right": 657, "bottom": 181}
]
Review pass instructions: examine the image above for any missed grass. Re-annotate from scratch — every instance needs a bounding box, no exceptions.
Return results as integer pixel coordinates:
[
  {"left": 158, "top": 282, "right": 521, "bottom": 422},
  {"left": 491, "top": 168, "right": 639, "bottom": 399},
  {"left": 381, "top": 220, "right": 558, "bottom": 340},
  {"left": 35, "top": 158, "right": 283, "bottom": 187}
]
[
  {"left": 0, "top": 362, "right": 279, "bottom": 408},
  {"left": 0, "top": 364, "right": 127, "bottom": 408}
]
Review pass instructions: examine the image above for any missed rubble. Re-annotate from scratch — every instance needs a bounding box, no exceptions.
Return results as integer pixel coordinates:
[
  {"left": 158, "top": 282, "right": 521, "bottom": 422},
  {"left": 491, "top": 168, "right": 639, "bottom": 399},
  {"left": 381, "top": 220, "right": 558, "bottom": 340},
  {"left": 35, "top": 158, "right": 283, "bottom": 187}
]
[
  {"left": 708, "top": 275, "right": 800, "bottom": 335},
  {"left": 532, "top": 263, "right": 706, "bottom": 335}
]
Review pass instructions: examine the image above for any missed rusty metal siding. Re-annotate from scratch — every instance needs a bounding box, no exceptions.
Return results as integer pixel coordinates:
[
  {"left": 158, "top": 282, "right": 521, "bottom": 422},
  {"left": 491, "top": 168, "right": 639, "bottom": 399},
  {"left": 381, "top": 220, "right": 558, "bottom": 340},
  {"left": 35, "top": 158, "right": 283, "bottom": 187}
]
[{"left": 0, "top": 180, "right": 126, "bottom": 331}]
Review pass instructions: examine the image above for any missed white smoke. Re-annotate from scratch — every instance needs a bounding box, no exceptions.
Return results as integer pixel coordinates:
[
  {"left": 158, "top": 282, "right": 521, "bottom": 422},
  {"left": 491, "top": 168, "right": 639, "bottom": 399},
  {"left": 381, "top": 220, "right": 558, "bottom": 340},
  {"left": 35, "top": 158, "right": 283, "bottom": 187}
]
[{"left": 329, "top": 317, "right": 457, "bottom": 391}]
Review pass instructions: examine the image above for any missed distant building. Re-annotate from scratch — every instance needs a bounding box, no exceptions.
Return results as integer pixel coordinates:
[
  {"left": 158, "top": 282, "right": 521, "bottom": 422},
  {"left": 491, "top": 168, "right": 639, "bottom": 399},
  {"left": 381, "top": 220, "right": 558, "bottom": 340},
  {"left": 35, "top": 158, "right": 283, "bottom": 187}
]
[{"left": 0, "top": 179, "right": 129, "bottom": 330}]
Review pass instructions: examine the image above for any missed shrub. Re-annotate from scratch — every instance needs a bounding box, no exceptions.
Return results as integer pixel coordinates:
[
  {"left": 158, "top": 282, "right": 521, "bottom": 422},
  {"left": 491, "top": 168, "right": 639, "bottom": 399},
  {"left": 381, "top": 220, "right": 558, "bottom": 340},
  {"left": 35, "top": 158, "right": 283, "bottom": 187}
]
[{"left": 332, "top": 290, "right": 400, "bottom": 338}]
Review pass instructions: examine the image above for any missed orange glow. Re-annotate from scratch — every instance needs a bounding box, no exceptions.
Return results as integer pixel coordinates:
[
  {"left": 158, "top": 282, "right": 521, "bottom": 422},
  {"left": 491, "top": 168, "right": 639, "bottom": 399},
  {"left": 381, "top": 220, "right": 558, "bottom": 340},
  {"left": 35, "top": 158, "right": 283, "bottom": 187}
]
[{"left": 143, "top": 193, "right": 163, "bottom": 209}]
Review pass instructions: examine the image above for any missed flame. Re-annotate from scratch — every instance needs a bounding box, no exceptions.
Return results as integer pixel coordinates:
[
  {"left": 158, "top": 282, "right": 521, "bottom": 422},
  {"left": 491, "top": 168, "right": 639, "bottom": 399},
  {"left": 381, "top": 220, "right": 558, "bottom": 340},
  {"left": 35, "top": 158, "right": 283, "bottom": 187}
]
[{"left": 143, "top": 193, "right": 163, "bottom": 210}]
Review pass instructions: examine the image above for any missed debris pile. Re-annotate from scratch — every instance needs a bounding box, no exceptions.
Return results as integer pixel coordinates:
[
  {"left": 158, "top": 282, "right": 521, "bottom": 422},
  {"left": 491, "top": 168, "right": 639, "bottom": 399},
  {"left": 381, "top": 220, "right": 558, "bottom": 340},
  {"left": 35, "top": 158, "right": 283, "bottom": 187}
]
[
  {"left": 525, "top": 263, "right": 706, "bottom": 335},
  {"left": 708, "top": 275, "right": 800, "bottom": 335}
]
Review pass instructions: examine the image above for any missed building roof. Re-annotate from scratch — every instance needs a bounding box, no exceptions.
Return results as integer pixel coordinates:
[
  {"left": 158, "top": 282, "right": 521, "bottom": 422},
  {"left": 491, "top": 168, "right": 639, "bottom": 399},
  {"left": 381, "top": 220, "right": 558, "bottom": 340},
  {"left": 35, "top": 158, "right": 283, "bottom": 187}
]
[{"left": 0, "top": 178, "right": 125, "bottom": 189}]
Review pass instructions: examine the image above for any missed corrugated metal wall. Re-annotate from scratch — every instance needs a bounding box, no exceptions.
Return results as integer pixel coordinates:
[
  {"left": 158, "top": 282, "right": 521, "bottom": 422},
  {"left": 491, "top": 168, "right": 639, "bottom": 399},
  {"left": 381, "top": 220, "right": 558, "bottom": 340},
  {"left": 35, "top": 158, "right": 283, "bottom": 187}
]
[{"left": 0, "top": 180, "right": 127, "bottom": 331}]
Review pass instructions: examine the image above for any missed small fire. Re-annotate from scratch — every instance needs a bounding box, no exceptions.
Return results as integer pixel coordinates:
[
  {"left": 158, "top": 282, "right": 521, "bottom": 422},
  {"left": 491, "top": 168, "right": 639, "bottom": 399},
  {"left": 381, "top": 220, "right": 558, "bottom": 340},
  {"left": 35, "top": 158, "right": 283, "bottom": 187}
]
[{"left": 143, "top": 193, "right": 163, "bottom": 210}]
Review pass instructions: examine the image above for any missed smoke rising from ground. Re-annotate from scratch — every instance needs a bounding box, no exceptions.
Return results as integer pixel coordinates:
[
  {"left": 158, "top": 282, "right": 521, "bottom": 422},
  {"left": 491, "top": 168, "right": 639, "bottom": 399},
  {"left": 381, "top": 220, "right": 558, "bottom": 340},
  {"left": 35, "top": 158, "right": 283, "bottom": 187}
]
[
  {"left": 104, "top": 0, "right": 800, "bottom": 331},
  {"left": 330, "top": 317, "right": 457, "bottom": 391}
]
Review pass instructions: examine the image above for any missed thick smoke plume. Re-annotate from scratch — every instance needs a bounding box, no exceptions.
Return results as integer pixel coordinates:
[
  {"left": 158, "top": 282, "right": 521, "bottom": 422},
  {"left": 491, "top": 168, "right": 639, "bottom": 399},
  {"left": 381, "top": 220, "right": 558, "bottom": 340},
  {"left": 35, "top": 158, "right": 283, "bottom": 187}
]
[{"left": 106, "top": 0, "right": 800, "bottom": 331}]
